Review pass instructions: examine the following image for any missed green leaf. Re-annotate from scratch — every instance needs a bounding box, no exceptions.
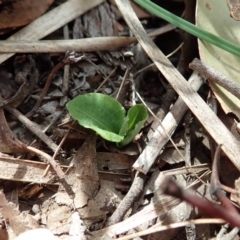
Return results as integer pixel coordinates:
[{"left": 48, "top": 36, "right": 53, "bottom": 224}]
[
  {"left": 118, "top": 104, "right": 148, "bottom": 147},
  {"left": 66, "top": 93, "right": 125, "bottom": 142}
]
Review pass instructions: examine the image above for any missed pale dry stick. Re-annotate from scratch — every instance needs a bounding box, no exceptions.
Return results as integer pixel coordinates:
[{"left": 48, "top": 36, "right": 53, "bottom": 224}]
[
  {"left": 116, "top": 68, "right": 130, "bottom": 100},
  {"left": 4, "top": 106, "right": 58, "bottom": 152},
  {"left": 216, "top": 224, "right": 239, "bottom": 240},
  {"left": 115, "top": 0, "right": 240, "bottom": 172},
  {"left": 95, "top": 67, "right": 117, "bottom": 93},
  {"left": 133, "top": 72, "right": 203, "bottom": 173},
  {"left": 115, "top": 218, "right": 225, "bottom": 240},
  {"left": 0, "top": 0, "right": 104, "bottom": 64},
  {"left": 0, "top": 37, "right": 137, "bottom": 53},
  {"left": 189, "top": 58, "right": 240, "bottom": 100}
]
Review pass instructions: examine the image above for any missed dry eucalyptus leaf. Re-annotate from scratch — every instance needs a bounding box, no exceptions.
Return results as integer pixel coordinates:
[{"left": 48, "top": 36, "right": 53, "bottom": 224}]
[
  {"left": 227, "top": 0, "right": 240, "bottom": 21},
  {"left": 196, "top": 0, "right": 240, "bottom": 118},
  {"left": 0, "top": 108, "right": 27, "bottom": 153},
  {"left": 0, "top": 0, "right": 54, "bottom": 33},
  {"left": 56, "top": 134, "right": 100, "bottom": 208}
]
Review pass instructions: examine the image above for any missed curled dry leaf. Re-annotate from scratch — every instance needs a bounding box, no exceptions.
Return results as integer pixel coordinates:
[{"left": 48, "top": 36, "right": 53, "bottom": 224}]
[
  {"left": 0, "top": 107, "right": 27, "bottom": 153},
  {"left": 227, "top": 0, "right": 240, "bottom": 21}
]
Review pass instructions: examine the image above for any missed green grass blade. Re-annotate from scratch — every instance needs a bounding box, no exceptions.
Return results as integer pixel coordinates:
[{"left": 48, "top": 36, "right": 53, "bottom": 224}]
[{"left": 134, "top": 0, "right": 240, "bottom": 58}]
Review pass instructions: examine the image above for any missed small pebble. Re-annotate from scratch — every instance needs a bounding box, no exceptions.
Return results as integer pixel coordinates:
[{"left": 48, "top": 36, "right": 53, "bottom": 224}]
[{"left": 32, "top": 204, "right": 40, "bottom": 214}]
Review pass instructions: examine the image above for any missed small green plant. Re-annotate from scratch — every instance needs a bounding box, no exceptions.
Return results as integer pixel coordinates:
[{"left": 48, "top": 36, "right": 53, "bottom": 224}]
[{"left": 66, "top": 93, "right": 148, "bottom": 147}]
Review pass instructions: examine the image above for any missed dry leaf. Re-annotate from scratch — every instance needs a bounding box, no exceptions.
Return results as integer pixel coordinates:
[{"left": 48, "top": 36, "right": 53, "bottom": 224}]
[
  {"left": 227, "top": 0, "right": 240, "bottom": 21},
  {"left": 0, "top": 0, "right": 54, "bottom": 33},
  {"left": 0, "top": 108, "right": 27, "bottom": 153},
  {"left": 56, "top": 134, "right": 100, "bottom": 208}
]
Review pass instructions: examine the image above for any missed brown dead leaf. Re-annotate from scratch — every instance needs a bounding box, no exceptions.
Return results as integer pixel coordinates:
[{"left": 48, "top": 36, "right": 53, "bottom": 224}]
[
  {"left": 227, "top": 0, "right": 240, "bottom": 21},
  {"left": 0, "top": 0, "right": 54, "bottom": 33},
  {"left": 56, "top": 134, "right": 100, "bottom": 208},
  {"left": 0, "top": 107, "right": 27, "bottom": 153}
]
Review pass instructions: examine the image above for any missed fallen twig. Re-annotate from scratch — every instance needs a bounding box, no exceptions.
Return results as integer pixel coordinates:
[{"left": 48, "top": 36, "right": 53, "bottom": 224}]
[
  {"left": 4, "top": 106, "right": 58, "bottom": 152},
  {"left": 162, "top": 177, "right": 240, "bottom": 228},
  {"left": 0, "top": 0, "right": 105, "bottom": 64},
  {"left": 26, "top": 146, "right": 64, "bottom": 180},
  {"left": 189, "top": 58, "right": 240, "bottom": 100},
  {"left": 0, "top": 37, "right": 137, "bottom": 53}
]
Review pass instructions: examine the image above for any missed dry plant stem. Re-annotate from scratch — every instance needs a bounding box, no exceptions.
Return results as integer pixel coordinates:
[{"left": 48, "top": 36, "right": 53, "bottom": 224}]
[
  {"left": 60, "top": 24, "right": 70, "bottom": 107},
  {"left": 26, "top": 59, "right": 69, "bottom": 118},
  {"left": 134, "top": 43, "right": 183, "bottom": 79},
  {"left": 43, "top": 128, "right": 71, "bottom": 177},
  {"left": 106, "top": 171, "right": 145, "bottom": 226},
  {"left": 189, "top": 58, "right": 240, "bottom": 100},
  {"left": 27, "top": 146, "right": 73, "bottom": 197},
  {"left": 211, "top": 145, "right": 239, "bottom": 215},
  {"left": 115, "top": 218, "right": 225, "bottom": 240},
  {"left": 210, "top": 144, "right": 223, "bottom": 195},
  {"left": 0, "top": 37, "right": 137, "bottom": 53},
  {"left": 115, "top": 0, "right": 240, "bottom": 173},
  {"left": 184, "top": 111, "right": 192, "bottom": 167},
  {"left": 162, "top": 177, "right": 240, "bottom": 228},
  {"left": 4, "top": 106, "right": 58, "bottom": 152},
  {"left": 147, "top": 53, "right": 183, "bottom": 140},
  {"left": 134, "top": 72, "right": 203, "bottom": 174},
  {"left": 116, "top": 68, "right": 130, "bottom": 100},
  {"left": 0, "top": 0, "right": 104, "bottom": 64},
  {"left": 26, "top": 146, "right": 64, "bottom": 179},
  {"left": 95, "top": 67, "right": 117, "bottom": 92}
]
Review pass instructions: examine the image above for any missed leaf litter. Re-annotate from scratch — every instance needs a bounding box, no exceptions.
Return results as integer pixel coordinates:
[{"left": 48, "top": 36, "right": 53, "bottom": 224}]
[{"left": 0, "top": 1, "right": 240, "bottom": 240}]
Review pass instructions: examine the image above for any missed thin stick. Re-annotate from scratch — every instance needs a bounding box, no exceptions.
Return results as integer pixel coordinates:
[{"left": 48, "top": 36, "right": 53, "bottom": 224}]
[
  {"left": 0, "top": 37, "right": 137, "bottom": 53},
  {"left": 60, "top": 24, "right": 70, "bottom": 107},
  {"left": 95, "top": 67, "right": 117, "bottom": 93},
  {"left": 43, "top": 129, "right": 71, "bottom": 177},
  {"left": 4, "top": 106, "right": 58, "bottom": 152},
  {"left": 27, "top": 146, "right": 64, "bottom": 179},
  {"left": 189, "top": 58, "right": 240, "bottom": 100},
  {"left": 115, "top": 218, "right": 225, "bottom": 240},
  {"left": 116, "top": 68, "right": 130, "bottom": 100},
  {"left": 162, "top": 177, "right": 240, "bottom": 228},
  {"left": 0, "top": 0, "right": 105, "bottom": 64}
]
